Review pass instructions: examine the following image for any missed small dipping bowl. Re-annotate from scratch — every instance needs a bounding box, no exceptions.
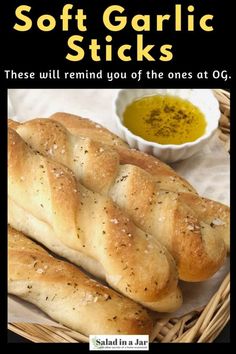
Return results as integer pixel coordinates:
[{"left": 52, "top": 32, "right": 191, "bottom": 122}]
[{"left": 114, "top": 89, "right": 220, "bottom": 163}]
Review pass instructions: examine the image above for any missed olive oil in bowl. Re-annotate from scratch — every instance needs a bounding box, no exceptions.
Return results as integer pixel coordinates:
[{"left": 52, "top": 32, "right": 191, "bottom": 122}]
[{"left": 123, "top": 95, "right": 207, "bottom": 145}]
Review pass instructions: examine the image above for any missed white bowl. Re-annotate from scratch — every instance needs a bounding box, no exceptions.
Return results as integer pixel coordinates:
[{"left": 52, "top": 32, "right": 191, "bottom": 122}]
[{"left": 114, "top": 89, "right": 220, "bottom": 163}]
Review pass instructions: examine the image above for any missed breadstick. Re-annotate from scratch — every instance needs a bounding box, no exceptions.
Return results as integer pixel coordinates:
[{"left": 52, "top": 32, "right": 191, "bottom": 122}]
[
  {"left": 8, "top": 128, "right": 182, "bottom": 312},
  {"left": 8, "top": 226, "right": 154, "bottom": 335}
]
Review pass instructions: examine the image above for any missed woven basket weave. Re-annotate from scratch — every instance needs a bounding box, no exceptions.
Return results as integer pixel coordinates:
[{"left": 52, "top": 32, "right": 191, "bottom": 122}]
[{"left": 8, "top": 89, "right": 230, "bottom": 343}]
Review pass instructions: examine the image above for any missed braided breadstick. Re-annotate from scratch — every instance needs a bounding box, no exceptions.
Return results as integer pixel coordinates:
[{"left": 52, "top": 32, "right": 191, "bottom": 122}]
[
  {"left": 13, "top": 119, "right": 228, "bottom": 281},
  {"left": 51, "top": 114, "right": 230, "bottom": 253},
  {"left": 8, "top": 226, "right": 154, "bottom": 335},
  {"left": 8, "top": 128, "right": 182, "bottom": 312}
]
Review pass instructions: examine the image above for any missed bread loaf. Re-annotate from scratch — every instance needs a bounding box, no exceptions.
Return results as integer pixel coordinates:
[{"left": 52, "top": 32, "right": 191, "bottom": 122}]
[
  {"left": 13, "top": 119, "right": 228, "bottom": 281},
  {"left": 8, "top": 226, "right": 154, "bottom": 335},
  {"left": 8, "top": 128, "right": 182, "bottom": 312}
]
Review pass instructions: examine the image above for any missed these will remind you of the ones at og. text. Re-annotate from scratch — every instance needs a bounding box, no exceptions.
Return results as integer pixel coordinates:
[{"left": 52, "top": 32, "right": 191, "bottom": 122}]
[{"left": 4, "top": 69, "right": 230, "bottom": 82}]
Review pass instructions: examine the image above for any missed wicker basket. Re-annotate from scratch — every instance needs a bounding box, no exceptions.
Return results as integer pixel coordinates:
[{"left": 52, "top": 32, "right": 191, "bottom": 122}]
[{"left": 8, "top": 89, "right": 230, "bottom": 343}]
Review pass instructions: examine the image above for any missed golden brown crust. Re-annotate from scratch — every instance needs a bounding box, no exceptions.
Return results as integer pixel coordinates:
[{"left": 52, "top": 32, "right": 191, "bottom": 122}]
[
  {"left": 8, "top": 226, "right": 154, "bottom": 335},
  {"left": 8, "top": 128, "right": 181, "bottom": 312},
  {"left": 50, "top": 112, "right": 128, "bottom": 148},
  {"left": 15, "top": 118, "right": 120, "bottom": 195},
  {"left": 172, "top": 203, "right": 227, "bottom": 281},
  {"left": 178, "top": 193, "right": 230, "bottom": 252},
  {"left": 8, "top": 119, "right": 20, "bottom": 130},
  {"left": 116, "top": 147, "right": 197, "bottom": 194}
]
